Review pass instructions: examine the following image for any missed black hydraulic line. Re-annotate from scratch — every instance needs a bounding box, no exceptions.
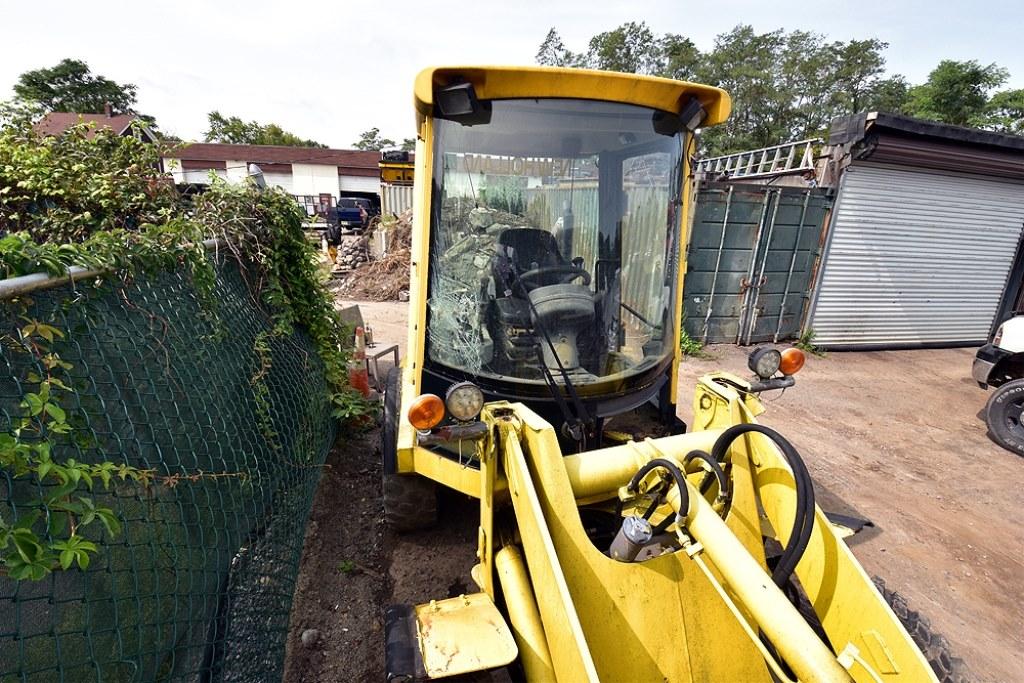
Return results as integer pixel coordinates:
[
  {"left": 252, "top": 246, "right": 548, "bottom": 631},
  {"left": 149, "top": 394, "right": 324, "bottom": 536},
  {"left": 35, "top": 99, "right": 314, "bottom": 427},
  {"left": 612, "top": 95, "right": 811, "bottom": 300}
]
[
  {"left": 642, "top": 490, "right": 665, "bottom": 520},
  {"left": 628, "top": 459, "right": 690, "bottom": 527},
  {"left": 709, "top": 424, "right": 815, "bottom": 588},
  {"left": 648, "top": 452, "right": 728, "bottom": 535},
  {"left": 684, "top": 449, "right": 730, "bottom": 504},
  {"left": 651, "top": 511, "right": 676, "bottom": 536}
]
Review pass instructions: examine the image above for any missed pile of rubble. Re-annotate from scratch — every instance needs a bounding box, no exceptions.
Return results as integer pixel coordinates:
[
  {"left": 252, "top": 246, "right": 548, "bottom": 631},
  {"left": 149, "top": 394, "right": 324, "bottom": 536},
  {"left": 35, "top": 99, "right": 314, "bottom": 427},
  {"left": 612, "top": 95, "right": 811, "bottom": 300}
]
[
  {"left": 333, "top": 236, "right": 370, "bottom": 271},
  {"left": 329, "top": 211, "right": 413, "bottom": 301}
]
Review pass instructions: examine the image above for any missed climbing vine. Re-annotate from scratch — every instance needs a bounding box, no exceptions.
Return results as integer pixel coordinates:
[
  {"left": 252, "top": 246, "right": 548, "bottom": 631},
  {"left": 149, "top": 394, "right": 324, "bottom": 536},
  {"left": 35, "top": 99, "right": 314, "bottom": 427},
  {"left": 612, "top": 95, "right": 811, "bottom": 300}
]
[{"left": 0, "top": 119, "right": 367, "bottom": 579}]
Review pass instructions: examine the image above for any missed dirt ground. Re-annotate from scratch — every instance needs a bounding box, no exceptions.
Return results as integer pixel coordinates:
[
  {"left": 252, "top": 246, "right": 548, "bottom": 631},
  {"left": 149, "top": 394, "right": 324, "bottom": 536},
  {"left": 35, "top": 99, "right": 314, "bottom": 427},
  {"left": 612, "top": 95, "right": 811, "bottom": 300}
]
[
  {"left": 678, "top": 346, "right": 1024, "bottom": 683},
  {"left": 286, "top": 299, "right": 1023, "bottom": 682}
]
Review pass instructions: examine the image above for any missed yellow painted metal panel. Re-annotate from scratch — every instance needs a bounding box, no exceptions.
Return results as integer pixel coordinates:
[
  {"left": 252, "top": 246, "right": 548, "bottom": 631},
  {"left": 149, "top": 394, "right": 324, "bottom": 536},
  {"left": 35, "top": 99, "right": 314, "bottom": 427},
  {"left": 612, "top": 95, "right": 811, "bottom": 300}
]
[
  {"left": 691, "top": 375, "right": 939, "bottom": 682},
  {"left": 413, "top": 592, "right": 518, "bottom": 678},
  {"left": 414, "top": 66, "right": 730, "bottom": 128},
  {"left": 397, "top": 445, "right": 484, "bottom": 498},
  {"left": 510, "top": 404, "right": 769, "bottom": 681},
  {"left": 500, "top": 422, "right": 601, "bottom": 682}
]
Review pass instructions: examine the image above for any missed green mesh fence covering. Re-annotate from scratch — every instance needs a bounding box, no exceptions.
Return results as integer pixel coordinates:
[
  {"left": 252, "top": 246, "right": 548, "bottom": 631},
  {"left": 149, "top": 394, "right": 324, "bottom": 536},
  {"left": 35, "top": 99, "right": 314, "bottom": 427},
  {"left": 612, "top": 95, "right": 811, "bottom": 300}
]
[{"left": 0, "top": 255, "right": 335, "bottom": 682}]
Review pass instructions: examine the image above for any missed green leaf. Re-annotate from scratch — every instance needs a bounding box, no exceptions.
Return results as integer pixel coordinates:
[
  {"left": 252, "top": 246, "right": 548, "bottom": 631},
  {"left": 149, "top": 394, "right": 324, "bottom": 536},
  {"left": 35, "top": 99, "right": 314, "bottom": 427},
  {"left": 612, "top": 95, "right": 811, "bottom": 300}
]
[
  {"left": 22, "top": 393, "right": 44, "bottom": 416},
  {"left": 43, "top": 402, "right": 66, "bottom": 423},
  {"left": 59, "top": 549, "right": 74, "bottom": 570},
  {"left": 35, "top": 460, "right": 53, "bottom": 481},
  {"left": 96, "top": 509, "right": 121, "bottom": 538},
  {"left": 47, "top": 377, "right": 70, "bottom": 391},
  {"left": 47, "top": 511, "right": 69, "bottom": 538},
  {"left": 50, "top": 500, "right": 83, "bottom": 515},
  {"left": 10, "top": 529, "right": 42, "bottom": 563},
  {"left": 76, "top": 550, "right": 90, "bottom": 571},
  {"left": 14, "top": 510, "right": 40, "bottom": 530},
  {"left": 44, "top": 480, "right": 78, "bottom": 504}
]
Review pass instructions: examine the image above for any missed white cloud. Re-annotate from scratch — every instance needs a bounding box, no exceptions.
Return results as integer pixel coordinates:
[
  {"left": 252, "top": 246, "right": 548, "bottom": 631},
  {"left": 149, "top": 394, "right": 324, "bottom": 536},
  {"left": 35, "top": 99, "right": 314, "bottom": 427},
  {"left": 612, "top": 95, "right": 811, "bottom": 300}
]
[{"left": 1, "top": 0, "right": 1021, "bottom": 147}]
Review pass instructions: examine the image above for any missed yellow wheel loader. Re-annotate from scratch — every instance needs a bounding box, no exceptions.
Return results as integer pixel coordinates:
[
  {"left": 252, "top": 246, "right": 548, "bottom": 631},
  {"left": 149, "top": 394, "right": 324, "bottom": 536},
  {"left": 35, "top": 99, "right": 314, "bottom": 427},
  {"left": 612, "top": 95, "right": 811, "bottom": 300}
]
[{"left": 382, "top": 65, "right": 962, "bottom": 682}]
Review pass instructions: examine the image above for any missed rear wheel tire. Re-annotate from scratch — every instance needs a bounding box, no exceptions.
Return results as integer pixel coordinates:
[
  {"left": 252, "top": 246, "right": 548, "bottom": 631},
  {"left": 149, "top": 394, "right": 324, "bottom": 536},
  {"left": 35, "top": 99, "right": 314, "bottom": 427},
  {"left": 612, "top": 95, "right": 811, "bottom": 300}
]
[
  {"left": 872, "top": 577, "right": 969, "bottom": 683},
  {"left": 381, "top": 367, "right": 438, "bottom": 532},
  {"left": 383, "top": 473, "right": 438, "bottom": 532},
  {"left": 985, "top": 379, "right": 1024, "bottom": 456}
]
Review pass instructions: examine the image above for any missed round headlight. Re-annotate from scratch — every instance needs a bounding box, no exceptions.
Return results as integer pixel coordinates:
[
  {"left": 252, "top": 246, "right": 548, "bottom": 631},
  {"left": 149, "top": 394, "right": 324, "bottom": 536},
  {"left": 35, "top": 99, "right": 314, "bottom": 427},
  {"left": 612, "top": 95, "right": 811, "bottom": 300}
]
[
  {"left": 748, "top": 347, "right": 782, "bottom": 379},
  {"left": 408, "top": 394, "right": 445, "bottom": 431},
  {"left": 445, "top": 382, "right": 485, "bottom": 422}
]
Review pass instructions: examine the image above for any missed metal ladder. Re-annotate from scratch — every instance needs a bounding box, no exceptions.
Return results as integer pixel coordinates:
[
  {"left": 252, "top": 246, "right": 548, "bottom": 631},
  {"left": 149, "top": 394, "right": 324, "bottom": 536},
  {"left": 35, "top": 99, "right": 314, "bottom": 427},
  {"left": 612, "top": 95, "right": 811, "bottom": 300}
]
[{"left": 696, "top": 138, "right": 822, "bottom": 180}]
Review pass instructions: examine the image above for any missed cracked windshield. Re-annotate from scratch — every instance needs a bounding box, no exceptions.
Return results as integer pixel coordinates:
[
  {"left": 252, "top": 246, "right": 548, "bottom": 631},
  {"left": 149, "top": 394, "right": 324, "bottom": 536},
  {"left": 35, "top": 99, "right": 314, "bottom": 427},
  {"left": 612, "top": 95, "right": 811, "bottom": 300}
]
[{"left": 427, "top": 98, "right": 685, "bottom": 387}]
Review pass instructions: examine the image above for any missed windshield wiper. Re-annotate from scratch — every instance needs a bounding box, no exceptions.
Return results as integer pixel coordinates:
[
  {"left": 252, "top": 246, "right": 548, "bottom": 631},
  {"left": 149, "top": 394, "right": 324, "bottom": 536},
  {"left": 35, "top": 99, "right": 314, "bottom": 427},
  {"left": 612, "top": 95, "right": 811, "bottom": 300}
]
[{"left": 519, "top": 285, "right": 592, "bottom": 450}]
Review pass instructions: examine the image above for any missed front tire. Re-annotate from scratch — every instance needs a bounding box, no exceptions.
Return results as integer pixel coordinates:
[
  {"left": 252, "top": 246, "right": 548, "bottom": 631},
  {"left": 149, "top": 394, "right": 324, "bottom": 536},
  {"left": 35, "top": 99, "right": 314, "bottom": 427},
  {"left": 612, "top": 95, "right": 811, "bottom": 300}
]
[
  {"left": 872, "top": 577, "right": 968, "bottom": 683},
  {"left": 984, "top": 378, "right": 1024, "bottom": 456},
  {"left": 381, "top": 367, "right": 438, "bottom": 531}
]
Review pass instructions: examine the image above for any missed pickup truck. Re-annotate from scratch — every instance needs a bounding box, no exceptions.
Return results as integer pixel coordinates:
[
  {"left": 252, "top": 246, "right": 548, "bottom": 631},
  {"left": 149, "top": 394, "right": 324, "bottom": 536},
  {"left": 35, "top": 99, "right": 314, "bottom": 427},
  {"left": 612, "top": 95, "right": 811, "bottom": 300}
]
[{"left": 331, "top": 197, "right": 374, "bottom": 232}]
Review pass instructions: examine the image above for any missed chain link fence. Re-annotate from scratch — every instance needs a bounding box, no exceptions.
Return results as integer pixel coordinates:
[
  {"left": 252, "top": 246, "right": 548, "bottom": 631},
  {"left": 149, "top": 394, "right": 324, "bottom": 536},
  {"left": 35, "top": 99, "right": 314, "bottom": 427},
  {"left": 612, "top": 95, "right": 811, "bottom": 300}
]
[{"left": 0, "top": 255, "right": 335, "bottom": 682}]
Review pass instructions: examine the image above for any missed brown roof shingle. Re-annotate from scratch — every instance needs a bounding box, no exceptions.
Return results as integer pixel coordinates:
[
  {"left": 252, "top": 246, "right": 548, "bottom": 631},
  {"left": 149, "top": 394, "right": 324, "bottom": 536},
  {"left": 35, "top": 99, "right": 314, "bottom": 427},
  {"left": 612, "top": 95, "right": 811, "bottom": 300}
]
[
  {"left": 35, "top": 112, "right": 146, "bottom": 138},
  {"left": 173, "top": 143, "right": 380, "bottom": 176}
]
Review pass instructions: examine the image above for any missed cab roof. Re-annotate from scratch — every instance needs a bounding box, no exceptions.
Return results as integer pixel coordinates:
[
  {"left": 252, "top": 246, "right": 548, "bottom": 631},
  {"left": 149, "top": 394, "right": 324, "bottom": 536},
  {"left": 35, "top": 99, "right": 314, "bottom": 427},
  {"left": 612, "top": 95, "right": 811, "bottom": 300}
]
[{"left": 414, "top": 65, "right": 730, "bottom": 130}]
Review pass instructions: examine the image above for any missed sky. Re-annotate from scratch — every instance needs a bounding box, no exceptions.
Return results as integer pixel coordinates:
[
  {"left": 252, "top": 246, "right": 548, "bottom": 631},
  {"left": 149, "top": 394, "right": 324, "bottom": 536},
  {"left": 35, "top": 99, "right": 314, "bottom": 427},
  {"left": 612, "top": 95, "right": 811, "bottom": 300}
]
[{"left": 1, "top": 0, "right": 1022, "bottom": 148}]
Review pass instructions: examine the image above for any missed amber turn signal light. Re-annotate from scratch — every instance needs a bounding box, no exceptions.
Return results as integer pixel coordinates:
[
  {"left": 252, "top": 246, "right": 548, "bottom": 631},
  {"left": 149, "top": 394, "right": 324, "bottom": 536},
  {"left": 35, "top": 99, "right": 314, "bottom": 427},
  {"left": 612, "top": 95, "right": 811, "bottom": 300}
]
[
  {"left": 408, "top": 394, "right": 445, "bottom": 430},
  {"left": 780, "top": 347, "right": 806, "bottom": 376}
]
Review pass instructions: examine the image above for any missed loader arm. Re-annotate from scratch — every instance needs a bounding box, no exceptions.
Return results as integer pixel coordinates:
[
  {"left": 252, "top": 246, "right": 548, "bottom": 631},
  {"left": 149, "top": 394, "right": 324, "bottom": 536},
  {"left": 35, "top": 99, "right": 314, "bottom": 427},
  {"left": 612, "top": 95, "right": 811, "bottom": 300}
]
[{"left": 473, "top": 375, "right": 937, "bottom": 682}]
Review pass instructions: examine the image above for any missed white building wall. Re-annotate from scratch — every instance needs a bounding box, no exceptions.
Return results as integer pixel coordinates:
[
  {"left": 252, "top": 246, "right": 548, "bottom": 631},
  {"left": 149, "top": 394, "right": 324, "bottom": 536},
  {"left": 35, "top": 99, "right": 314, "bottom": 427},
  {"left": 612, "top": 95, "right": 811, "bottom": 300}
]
[
  {"left": 225, "top": 160, "right": 250, "bottom": 184},
  {"left": 182, "top": 169, "right": 227, "bottom": 184},
  {"left": 262, "top": 172, "right": 293, "bottom": 193},
  {"left": 162, "top": 157, "right": 183, "bottom": 183},
  {"left": 292, "top": 163, "right": 340, "bottom": 198}
]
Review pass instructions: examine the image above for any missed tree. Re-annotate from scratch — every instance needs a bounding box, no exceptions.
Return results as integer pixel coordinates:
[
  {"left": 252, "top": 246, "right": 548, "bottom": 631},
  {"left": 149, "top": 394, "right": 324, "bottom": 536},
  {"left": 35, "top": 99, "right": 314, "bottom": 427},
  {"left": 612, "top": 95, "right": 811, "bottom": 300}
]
[
  {"left": 204, "top": 111, "right": 325, "bottom": 147},
  {"left": 906, "top": 60, "right": 1009, "bottom": 127},
  {"left": 353, "top": 127, "right": 395, "bottom": 151},
  {"left": 659, "top": 34, "right": 701, "bottom": 82},
  {"left": 585, "top": 22, "right": 661, "bottom": 74},
  {"left": 693, "top": 26, "right": 790, "bottom": 153},
  {"left": 863, "top": 75, "right": 911, "bottom": 115},
  {"left": 980, "top": 88, "right": 1024, "bottom": 135},
  {"left": 401, "top": 137, "right": 416, "bottom": 152},
  {"left": 536, "top": 28, "right": 585, "bottom": 68},
  {"left": 13, "top": 59, "right": 138, "bottom": 114},
  {"left": 535, "top": 24, "right": 1022, "bottom": 155}
]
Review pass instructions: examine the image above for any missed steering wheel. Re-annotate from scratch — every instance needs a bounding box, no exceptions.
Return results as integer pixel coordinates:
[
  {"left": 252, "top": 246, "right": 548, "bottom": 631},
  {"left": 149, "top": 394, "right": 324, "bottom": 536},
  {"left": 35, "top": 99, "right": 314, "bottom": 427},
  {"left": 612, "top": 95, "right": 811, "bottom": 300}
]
[{"left": 516, "top": 264, "right": 591, "bottom": 292}]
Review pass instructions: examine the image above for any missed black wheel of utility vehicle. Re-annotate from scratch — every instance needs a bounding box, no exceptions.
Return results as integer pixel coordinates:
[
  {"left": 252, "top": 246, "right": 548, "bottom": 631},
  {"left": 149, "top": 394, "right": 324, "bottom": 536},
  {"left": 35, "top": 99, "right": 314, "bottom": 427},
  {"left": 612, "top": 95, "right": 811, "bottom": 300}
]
[
  {"left": 984, "top": 378, "right": 1024, "bottom": 456},
  {"left": 381, "top": 367, "right": 438, "bottom": 531},
  {"left": 872, "top": 577, "right": 969, "bottom": 683}
]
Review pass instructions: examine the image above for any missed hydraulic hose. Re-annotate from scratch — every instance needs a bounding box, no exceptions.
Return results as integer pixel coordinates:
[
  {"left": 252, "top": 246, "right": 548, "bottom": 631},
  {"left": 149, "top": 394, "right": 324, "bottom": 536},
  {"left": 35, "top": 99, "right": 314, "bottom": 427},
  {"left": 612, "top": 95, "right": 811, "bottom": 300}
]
[
  {"left": 627, "top": 458, "right": 690, "bottom": 524},
  {"left": 647, "top": 451, "right": 728, "bottom": 535},
  {"left": 709, "top": 424, "right": 815, "bottom": 588},
  {"left": 684, "top": 449, "right": 730, "bottom": 505}
]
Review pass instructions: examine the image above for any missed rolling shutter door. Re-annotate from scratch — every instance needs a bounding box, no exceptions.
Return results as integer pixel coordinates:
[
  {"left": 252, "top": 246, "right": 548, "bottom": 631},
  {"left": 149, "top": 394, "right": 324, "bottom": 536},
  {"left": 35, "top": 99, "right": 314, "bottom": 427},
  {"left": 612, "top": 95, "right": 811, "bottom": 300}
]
[
  {"left": 810, "top": 163, "right": 1024, "bottom": 347},
  {"left": 339, "top": 175, "right": 380, "bottom": 194}
]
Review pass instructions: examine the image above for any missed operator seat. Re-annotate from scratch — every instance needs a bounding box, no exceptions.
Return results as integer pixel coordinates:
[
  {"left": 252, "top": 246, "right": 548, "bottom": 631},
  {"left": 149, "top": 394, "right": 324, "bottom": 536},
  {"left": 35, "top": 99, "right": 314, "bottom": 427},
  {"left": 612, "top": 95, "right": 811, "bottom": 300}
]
[{"left": 492, "top": 228, "right": 568, "bottom": 295}]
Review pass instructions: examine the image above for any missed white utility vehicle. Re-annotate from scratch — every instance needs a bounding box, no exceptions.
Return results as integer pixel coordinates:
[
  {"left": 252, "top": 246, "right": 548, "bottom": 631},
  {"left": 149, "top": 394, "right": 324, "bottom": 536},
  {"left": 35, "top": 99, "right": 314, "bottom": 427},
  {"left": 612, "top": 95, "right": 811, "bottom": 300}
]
[{"left": 973, "top": 316, "right": 1024, "bottom": 455}]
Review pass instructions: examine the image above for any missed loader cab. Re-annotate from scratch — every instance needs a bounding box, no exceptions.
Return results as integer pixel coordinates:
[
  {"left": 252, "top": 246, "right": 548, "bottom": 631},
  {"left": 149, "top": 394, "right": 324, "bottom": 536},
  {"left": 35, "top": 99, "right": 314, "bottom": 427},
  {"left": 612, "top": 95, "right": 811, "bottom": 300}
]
[{"left": 411, "top": 72, "right": 728, "bottom": 434}]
